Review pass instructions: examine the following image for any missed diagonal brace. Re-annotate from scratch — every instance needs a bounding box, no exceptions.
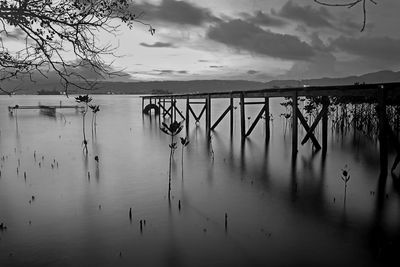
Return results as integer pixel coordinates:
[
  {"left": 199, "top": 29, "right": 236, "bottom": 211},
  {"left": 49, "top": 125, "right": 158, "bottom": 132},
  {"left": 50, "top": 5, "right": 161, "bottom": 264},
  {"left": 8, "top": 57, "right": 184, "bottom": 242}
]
[
  {"left": 296, "top": 107, "right": 321, "bottom": 150},
  {"left": 211, "top": 105, "right": 232, "bottom": 130},
  {"left": 301, "top": 105, "right": 328, "bottom": 145},
  {"left": 245, "top": 105, "right": 266, "bottom": 137}
]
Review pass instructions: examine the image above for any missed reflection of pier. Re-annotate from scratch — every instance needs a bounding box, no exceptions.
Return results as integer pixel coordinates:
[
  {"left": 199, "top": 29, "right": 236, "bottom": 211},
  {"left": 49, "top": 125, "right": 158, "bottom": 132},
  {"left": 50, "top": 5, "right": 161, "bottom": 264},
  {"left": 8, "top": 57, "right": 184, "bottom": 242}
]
[
  {"left": 8, "top": 104, "right": 84, "bottom": 116},
  {"left": 142, "top": 82, "right": 400, "bottom": 174}
]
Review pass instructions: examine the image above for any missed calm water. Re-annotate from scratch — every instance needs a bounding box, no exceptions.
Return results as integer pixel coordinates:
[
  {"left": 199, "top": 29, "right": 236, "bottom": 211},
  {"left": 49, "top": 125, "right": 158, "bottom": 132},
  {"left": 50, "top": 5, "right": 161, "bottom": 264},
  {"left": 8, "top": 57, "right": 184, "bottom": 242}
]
[{"left": 0, "top": 95, "right": 399, "bottom": 267}]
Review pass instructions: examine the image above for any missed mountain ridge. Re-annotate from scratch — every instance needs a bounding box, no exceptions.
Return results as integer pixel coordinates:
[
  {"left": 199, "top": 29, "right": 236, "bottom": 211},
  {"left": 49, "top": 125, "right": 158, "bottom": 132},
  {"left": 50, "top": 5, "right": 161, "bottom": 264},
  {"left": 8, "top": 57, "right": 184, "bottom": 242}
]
[{"left": 2, "top": 70, "right": 400, "bottom": 95}]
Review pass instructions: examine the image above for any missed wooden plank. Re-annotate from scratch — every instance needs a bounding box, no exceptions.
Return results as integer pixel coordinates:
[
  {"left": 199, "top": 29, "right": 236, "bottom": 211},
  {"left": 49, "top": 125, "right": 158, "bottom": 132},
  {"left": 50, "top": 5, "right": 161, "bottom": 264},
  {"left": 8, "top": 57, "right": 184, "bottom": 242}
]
[{"left": 296, "top": 108, "right": 321, "bottom": 150}]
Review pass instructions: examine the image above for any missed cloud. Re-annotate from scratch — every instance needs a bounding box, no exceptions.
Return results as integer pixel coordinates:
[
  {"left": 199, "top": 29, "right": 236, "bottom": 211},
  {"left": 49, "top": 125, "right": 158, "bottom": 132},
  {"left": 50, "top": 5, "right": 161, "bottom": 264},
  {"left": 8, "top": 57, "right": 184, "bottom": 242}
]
[
  {"left": 276, "top": 0, "right": 333, "bottom": 28},
  {"left": 247, "top": 70, "right": 259, "bottom": 75},
  {"left": 239, "top": 11, "right": 287, "bottom": 27},
  {"left": 209, "top": 65, "right": 223, "bottom": 68},
  {"left": 152, "top": 69, "right": 188, "bottom": 75},
  {"left": 136, "top": 0, "right": 216, "bottom": 26},
  {"left": 207, "top": 19, "right": 314, "bottom": 60},
  {"left": 139, "top": 42, "right": 175, "bottom": 48},
  {"left": 330, "top": 36, "right": 400, "bottom": 63}
]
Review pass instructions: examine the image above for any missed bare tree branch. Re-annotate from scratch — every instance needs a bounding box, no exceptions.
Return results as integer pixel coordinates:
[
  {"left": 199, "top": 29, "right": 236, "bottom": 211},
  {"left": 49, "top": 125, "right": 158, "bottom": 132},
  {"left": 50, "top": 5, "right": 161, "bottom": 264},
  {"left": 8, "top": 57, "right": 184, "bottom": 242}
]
[
  {"left": 0, "top": 0, "right": 154, "bottom": 95},
  {"left": 314, "top": 0, "right": 377, "bottom": 31}
]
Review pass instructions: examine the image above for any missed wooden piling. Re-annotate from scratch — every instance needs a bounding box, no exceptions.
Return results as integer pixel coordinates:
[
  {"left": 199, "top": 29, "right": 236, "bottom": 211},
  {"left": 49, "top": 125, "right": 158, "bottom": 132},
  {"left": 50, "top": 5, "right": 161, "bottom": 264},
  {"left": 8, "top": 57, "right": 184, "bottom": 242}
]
[
  {"left": 230, "top": 96, "right": 234, "bottom": 137},
  {"left": 240, "top": 93, "right": 245, "bottom": 140},
  {"left": 322, "top": 97, "right": 329, "bottom": 154},
  {"left": 265, "top": 97, "right": 270, "bottom": 141},
  {"left": 292, "top": 91, "right": 298, "bottom": 157},
  {"left": 186, "top": 97, "right": 190, "bottom": 135},
  {"left": 206, "top": 94, "right": 211, "bottom": 140},
  {"left": 378, "top": 87, "right": 388, "bottom": 176}
]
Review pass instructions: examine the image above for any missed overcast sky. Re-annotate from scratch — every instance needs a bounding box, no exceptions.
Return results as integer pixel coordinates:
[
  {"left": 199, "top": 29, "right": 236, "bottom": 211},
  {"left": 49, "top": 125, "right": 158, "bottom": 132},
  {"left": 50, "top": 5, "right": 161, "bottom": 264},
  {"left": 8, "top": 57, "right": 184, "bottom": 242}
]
[{"left": 101, "top": 0, "right": 400, "bottom": 81}]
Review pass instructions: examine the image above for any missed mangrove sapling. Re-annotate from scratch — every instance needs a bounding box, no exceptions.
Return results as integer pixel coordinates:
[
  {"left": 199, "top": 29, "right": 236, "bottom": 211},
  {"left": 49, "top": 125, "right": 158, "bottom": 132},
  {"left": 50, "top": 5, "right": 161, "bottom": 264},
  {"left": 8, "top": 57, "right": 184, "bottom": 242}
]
[
  {"left": 75, "top": 95, "right": 93, "bottom": 153},
  {"left": 180, "top": 137, "right": 189, "bottom": 180},
  {"left": 89, "top": 105, "right": 100, "bottom": 135},
  {"left": 160, "top": 121, "right": 183, "bottom": 201},
  {"left": 341, "top": 165, "right": 351, "bottom": 204}
]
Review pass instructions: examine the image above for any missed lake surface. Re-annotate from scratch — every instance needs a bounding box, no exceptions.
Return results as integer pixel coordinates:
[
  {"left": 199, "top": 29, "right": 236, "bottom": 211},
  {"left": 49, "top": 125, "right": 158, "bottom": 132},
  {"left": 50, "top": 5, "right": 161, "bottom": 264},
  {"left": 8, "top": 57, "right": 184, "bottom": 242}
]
[{"left": 0, "top": 95, "right": 399, "bottom": 267}]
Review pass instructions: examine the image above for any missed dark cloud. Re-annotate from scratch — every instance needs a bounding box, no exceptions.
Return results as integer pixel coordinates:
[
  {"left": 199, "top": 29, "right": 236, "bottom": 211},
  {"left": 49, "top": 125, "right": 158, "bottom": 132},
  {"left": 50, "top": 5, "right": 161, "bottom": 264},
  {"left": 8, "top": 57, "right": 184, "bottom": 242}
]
[
  {"left": 240, "top": 11, "right": 287, "bottom": 27},
  {"left": 209, "top": 65, "right": 223, "bottom": 68},
  {"left": 136, "top": 0, "right": 216, "bottom": 26},
  {"left": 139, "top": 42, "right": 175, "bottom": 48},
  {"left": 331, "top": 36, "right": 400, "bottom": 62},
  {"left": 247, "top": 70, "right": 258, "bottom": 75},
  {"left": 207, "top": 19, "right": 314, "bottom": 60},
  {"left": 198, "top": 59, "right": 210, "bottom": 62},
  {"left": 276, "top": 0, "right": 333, "bottom": 28},
  {"left": 153, "top": 69, "right": 188, "bottom": 75}
]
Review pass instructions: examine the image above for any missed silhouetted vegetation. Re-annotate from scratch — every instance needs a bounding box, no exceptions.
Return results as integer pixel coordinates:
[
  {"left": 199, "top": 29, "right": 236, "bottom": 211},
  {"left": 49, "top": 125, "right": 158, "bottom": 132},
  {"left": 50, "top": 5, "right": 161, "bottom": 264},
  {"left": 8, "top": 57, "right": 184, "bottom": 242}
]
[
  {"left": 75, "top": 95, "right": 92, "bottom": 153},
  {"left": 160, "top": 121, "right": 183, "bottom": 201},
  {"left": 0, "top": 0, "right": 154, "bottom": 95}
]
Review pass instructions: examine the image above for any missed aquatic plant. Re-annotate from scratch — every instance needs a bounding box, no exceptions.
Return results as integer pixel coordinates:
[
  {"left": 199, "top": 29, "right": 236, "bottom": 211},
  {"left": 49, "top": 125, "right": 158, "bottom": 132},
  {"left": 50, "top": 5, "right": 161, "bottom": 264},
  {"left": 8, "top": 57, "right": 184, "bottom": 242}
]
[
  {"left": 160, "top": 121, "right": 183, "bottom": 201},
  {"left": 341, "top": 165, "right": 351, "bottom": 204},
  {"left": 180, "top": 137, "right": 190, "bottom": 179},
  {"left": 75, "top": 95, "right": 92, "bottom": 153},
  {"left": 89, "top": 105, "right": 100, "bottom": 134}
]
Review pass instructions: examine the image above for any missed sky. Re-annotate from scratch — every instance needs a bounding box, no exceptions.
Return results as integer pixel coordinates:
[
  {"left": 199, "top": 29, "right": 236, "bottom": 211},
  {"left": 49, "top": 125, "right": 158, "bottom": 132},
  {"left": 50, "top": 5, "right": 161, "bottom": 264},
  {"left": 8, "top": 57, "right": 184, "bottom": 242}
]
[{"left": 8, "top": 0, "right": 400, "bottom": 83}]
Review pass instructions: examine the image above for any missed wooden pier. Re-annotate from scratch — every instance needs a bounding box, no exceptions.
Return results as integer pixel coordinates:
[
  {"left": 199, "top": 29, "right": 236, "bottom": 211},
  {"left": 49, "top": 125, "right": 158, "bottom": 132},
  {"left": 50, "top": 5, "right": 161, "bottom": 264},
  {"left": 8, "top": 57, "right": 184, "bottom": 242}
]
[{"left": 142, "top": 82, "right": 400, "bottom": 174}]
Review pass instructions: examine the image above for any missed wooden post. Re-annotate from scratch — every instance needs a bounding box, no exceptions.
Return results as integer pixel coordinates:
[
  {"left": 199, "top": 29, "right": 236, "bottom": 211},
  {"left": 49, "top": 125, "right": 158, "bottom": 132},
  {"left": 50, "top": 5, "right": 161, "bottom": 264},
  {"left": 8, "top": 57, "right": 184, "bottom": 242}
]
[
  {"left": 265, "top": 97, "right": 270, "bottom": 141},
  {"left": 322, "top": 97, "right": 329, "bottom": 154},
  {"left": 142, "top": 97, "right": 144, "bottom": 112},
  {"left": 158, "top": 98, "right": 161, "bottom": 125},
  {"left": 378, "top": 87, "right": 388, "bottom": 176},
  {"left": 240, "top": 93, "right": 245, "bottom": 140},
  {"left": 292, "top": 91, "right": 298, "bottom": 157},
  {"left": 230, "top": 96, "right": 234, "bottom": 137},
  {"left": 173, "top": 99, "right": 177, "bottom": 122},
  {"left": 170, "top": 96, "right": 174, "bottom": 121},
  {"left": 206, "top": 94, "right": 211, "bottom": 140},
  {"left": 186, "top": 97, "right": 190, "bottom": 135}
]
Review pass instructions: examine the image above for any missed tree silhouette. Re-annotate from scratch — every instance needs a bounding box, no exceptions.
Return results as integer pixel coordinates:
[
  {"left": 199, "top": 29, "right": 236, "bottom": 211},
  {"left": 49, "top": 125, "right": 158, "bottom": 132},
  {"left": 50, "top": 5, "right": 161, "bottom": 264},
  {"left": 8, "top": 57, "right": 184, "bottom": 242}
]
[
  {"left": 0, "top": 0, "right": 154, "bottom": 95},
  {"left": 75, "top": 94, "right": 92, "bottom": 153},
  {"left": 160, "top": 121, "right": 183, "bottom": 201},
  {"left": 314, "top": 0, "right": 377, "bottom": 32}
]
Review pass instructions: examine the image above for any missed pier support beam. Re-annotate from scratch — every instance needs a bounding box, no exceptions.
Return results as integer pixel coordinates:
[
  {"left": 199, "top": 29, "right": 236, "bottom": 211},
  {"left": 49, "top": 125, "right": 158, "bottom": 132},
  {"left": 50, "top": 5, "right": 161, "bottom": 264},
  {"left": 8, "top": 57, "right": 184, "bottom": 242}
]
[
  {"left": 240, "top": 93, "right": 245, "bottom": 141},
  {"left": 292, "top": 91, "right": 298, "bottom": 157},
  {"left": 378, "top": 88, "right": 388, "bottom": 176},
  {"left": 206, "top": 94, "right": 211, "bottom": 140},
  {"left": 322, "top": 97, "right": 329, "bottom": 154},
  {"left": 186, "top": 97, "right": 190, "bottom": 135},
  {"left": 265, "top": 97, "right": 270, "bottom": 141},
  {"left": 230, "top": 96, "right": 234, "bottom": 137}
]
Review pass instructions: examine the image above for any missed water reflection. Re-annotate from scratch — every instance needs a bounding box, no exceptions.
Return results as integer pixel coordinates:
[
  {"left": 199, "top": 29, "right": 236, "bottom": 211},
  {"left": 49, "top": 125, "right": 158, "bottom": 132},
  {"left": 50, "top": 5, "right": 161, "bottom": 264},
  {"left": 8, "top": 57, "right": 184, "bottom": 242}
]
[{"left": 1, "top": 96, "right": 399, "bottom": 266}]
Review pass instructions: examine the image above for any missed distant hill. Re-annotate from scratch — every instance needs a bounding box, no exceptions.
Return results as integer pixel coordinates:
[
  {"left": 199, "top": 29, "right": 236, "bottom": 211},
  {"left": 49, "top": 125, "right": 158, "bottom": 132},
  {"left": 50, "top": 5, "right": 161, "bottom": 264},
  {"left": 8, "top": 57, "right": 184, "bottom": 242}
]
[{"left": 2, "top": 70, "right": 400, "bottom": 95}]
